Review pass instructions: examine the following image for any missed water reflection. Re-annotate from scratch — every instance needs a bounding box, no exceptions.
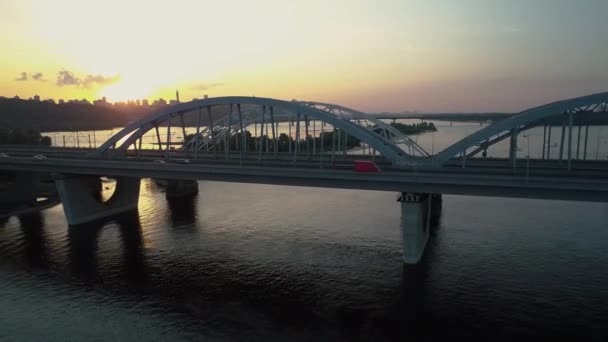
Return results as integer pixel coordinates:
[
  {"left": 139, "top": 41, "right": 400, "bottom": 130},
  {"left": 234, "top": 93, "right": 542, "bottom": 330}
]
[
  {"left": 166, "top": 194, "right": 198, "bottom": 227},
  {"left": 68, "top": 210, "right": 146, "bottom": 284},
  {"left": 17, "top": 212, "right": 49, "bottom": 269},
  {"left": 1, "top": 180, "right": 607, "bottom": 340}
]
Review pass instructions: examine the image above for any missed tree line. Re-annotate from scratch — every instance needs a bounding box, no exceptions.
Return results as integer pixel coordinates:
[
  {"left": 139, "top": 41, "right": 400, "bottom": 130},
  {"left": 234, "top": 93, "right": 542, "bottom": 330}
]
[
  {"left": 0, "top": 128, "right": 51, "bottom": 146},
  {"left": 0, "top": 97, "right": 130, "bottom": 131}
]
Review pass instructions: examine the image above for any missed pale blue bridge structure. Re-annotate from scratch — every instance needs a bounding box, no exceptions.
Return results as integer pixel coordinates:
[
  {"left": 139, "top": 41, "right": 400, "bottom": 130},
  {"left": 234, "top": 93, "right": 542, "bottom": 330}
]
[{"left": 1, "top": 92, "right": 607, "bottom": 263}]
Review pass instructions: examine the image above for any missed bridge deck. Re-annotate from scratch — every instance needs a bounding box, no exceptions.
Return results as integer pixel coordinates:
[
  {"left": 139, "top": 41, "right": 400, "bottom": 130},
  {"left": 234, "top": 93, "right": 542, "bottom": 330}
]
[{"left": 1, "top": 153, "right": 607, "bottom": 202}]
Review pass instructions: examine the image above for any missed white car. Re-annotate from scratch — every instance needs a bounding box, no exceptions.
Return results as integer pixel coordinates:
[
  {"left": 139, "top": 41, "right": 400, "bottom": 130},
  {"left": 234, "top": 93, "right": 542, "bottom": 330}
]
[
  {"left": 0, "top": 153, "right": 8, "bottom": 158},
  {"left": 153, "top": 159, "right": 167, "bottom": 165},
  {"left": 32, "top": 154, "right": 47, "bottom": 160},
  {"left": 172, "top": 159, "right": 191, "bottom": 165}
]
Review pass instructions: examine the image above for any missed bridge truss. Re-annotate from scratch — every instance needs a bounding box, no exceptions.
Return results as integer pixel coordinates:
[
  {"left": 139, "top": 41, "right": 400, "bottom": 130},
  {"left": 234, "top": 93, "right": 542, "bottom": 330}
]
[
  {"left": 96, "top": 97, "right": 428, "bottom": 167},
  {"left": 432, "top": 92, "right": 608, "bottom": 169},
  {"left": 94, "top": 92, "right": 608, "bottom": 170}
]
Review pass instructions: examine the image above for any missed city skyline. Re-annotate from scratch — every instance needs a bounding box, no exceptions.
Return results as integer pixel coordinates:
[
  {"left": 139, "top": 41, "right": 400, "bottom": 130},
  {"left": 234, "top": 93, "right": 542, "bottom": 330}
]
[{"left": 1, "top": 0, "right": 607, "bottom": 112}]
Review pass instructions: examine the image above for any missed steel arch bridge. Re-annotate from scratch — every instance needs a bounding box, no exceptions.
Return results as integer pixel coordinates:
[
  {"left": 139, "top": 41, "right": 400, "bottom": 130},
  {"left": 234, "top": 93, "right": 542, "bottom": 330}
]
[
  {"left": 95, "top": 96, "right": 429, "bottom": 166},
  {"left": 431, "top": 92, "right": 608, "bottom": 168},
  {"left": 94, "top": 92, "right": 608, "bottom": 169},
  {"left": 298, "top": 101, "right": 430, "bottom": 158}
]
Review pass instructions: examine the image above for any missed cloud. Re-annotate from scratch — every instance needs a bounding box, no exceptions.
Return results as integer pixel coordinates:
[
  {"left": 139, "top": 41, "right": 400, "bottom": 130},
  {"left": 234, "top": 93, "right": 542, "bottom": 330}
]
[
  {"left": 32, "top": 72, "right": 44, "bottom": 81},
  {"left": 56, "top": 69, "right": 119, "bottom": 88},
  {"left": 15, "top": 72, "right": 27, "bottom": 81},
  {"left": 190, "top": 82, "right": 224, "bottom": 91},
  {"left": 82, "top": 74, "right": 120, "bottom": 87},
  {"left": 14, "top": 72, "right": 46, "bottom": 82},
  {"left": 56, "top": 70, "right": 81, "bottom": 86}
]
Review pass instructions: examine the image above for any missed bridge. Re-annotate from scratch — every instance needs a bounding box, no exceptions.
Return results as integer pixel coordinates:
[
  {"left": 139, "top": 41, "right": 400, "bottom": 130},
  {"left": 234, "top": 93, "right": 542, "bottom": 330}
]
[
  {"left": 373, "top": 112, "right": 514, "bottom": 123},
  {"left": 1, "top": 92, "right": 607, "bottom": 264}
]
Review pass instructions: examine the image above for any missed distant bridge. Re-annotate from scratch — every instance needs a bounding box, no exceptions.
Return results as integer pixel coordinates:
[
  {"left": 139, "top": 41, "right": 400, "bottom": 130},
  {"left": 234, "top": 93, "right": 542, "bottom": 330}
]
[
  {"left": 1, "top": 92, "right": 607, "bottom": 264},
  {"left": 373, "top": 112, "right": 514, "bottom": 122}
]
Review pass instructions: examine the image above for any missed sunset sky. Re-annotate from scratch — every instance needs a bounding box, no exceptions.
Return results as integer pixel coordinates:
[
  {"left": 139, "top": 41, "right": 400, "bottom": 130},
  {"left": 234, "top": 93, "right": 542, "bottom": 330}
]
[{"left": 1, "top": 0, "right": 607, "bottom": 112}]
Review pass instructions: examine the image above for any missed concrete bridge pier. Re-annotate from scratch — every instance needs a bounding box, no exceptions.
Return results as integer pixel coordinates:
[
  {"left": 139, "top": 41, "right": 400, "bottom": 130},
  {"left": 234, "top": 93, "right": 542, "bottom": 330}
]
[
  {"left": 54, "top": 174, "right": 141, "bottom": 225},
  {"left": 397, "top": 192, "right": 442, "bottom": 264}
]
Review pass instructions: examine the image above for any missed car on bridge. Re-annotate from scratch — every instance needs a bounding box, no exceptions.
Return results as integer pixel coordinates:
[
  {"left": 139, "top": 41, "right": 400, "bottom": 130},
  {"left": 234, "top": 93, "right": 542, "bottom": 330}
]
[{"left": 353, "top": 160, "right": 381, "bottom": 173}]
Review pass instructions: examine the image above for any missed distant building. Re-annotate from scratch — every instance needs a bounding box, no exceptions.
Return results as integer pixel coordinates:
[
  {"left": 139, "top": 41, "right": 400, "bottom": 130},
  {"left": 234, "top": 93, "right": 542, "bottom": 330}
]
[
  {"left": 142, "top": 99, "right": 149, "bottom": 107},
  {"left": 58, "top": 99, "right": 65, "bottom": 104},
  {"left": 169, "top": 100, "right": 179, "bottom": 105},
  {"left": 68, "top": 99, "right": 90, "bottom": 105},
  {"left": 33, "top": 95, "right": 40, "bottom": 101},
  {"left": 93, "top": 96, "right": 110, "bottom": 106},
  {"left": 152, "top": 98, "right": 167, "bottom": 106}
]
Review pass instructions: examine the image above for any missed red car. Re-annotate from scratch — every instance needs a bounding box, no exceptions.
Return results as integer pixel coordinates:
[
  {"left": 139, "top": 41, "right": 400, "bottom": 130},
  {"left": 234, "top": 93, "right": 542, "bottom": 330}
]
[{"left": 353, "top": 160, "right": 381, "bottom": 173}]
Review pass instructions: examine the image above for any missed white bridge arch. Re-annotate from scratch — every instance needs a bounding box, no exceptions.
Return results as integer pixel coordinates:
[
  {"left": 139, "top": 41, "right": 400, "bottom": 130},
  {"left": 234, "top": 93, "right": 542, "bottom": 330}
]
[
  {"left": 299, "top": 101, "right": 430, "bottom": 158},
  {"left": 431, "top": 92, "right": 608, "bottom": 167},
  {"left": 94, "top": 92, "right": 608, "bottom": 169},
  {"left": 95, "top": 96, "right": 423, "bottom": 166}
]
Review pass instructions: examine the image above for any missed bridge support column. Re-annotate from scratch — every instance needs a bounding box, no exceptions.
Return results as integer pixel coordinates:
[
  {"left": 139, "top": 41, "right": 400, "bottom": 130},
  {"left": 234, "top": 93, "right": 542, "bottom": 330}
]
[
  {"left": 397, "top": 192, "right": 441, "bottom": 264},
  {"left": 54, "top": 174, "right": 141, "bottom": 225}
]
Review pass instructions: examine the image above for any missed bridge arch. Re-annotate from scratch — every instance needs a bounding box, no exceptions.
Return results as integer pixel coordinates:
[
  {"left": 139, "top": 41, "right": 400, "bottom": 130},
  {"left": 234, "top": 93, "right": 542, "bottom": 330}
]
[
  {"left": 299, "top": 101, "right": 430, "bottom": 158},
  {"left": 431, "top": 92, "right": 608, "bottom": 167},
  {"left": 95, "top": 96, "right": 415, "bottom": 166}
]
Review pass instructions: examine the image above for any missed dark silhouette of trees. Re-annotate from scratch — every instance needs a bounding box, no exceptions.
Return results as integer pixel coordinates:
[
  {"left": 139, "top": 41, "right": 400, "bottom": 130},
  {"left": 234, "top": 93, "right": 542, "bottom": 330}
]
[
  {"left": 0, "top": 97, "right": 129, "bottom": 131},
  {"left": 389, "top": 122, "right": 436, "bottom": 134},
  {"left": 185, "top": 129, "right": 362, "bottom": 153},
  {"left": 0, "top": 128, "right": 51, "bottom": 146}
]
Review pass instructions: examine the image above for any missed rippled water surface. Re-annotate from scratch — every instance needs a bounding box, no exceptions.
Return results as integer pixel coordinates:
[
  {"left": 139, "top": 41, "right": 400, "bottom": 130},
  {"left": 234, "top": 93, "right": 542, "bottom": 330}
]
[{"left": 1, "top": 178, "right": 608, "bottom": 341}]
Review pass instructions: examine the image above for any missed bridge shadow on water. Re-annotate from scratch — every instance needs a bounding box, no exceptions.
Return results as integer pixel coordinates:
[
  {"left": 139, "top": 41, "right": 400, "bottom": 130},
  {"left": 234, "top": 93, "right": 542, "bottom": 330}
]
[
  {"left": 0, "top": 212, "right": 52, "bottom": 269},
  {"left": 17, "top": 212, "right": 50, "bottom": 269},
  {"left": 366, "top": 221, "right": 442, "bottom": 340},
  {"left": 166, "top": 194, "right": 198, "bottom": 228},
  {"left": 67, "top": 210, "right": 146, "bottom": 285},
  {"left": 142, "top": 194, "right": 445, "bottom": 340},
  {"left": 1, "top": 188, "right": 458, "bottom": 340}
]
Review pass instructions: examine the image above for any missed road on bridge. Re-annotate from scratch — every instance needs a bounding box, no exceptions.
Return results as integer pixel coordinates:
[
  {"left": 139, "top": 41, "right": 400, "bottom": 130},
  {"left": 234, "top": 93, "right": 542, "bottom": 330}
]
[{"left": 1, "top": 152, "right": 608, "bottom": 202}]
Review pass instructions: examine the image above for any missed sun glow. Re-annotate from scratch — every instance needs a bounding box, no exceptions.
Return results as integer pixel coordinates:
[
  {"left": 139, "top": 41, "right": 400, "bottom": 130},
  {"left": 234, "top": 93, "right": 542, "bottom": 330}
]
[
  {"left": 99, "top": 79, "right": 156, "bottom": 103},
  {"left": 2, "top": 0, "right": 608, "bottom": 112}
]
